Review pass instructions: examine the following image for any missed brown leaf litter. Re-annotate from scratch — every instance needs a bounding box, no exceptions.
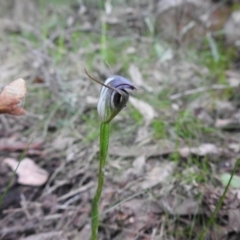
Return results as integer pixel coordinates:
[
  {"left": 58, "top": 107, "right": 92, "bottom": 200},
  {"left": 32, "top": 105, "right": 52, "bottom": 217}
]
[
  {"left": 109, "top": 140, "right": 174, "bottom": 158},
  {"left": 0, "top": 138, "right": 43, "bottom": 152},
  {"left": 4, "top": 158, "right": 49, "bottom": 186},
  {"left": 215, "top": 111, "right": 240, "bottom": 129},
  {"left": 0, "top": 78, "right": 26, "bottom": 115},
  {"left": 129, "top": 96, "right": 157, "bottom": 126},
  {"left": 178, "top": 143, "right": 220, "bottom": 158},
  {"left": 140, "top": 162, "right": 176, "bottom": 189},
  {"left": 1, "top": 1, "right": 240, "bottom": 240}
]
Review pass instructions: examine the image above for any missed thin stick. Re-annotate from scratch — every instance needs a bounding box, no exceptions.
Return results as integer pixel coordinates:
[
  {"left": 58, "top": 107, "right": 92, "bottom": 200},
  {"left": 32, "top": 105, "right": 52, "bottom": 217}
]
[
  {"left": 169, "top": 84, "right": 232, "bottom": 100},
  {"left": 84, "top": 69, "right": 122, "bottom": 94},
  {"left": 91, "top": 122, "right": 110, "bottom": 240}
]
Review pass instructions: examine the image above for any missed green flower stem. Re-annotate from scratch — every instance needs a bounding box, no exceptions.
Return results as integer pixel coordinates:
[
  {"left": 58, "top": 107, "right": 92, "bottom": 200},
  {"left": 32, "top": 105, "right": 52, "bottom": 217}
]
[
  {"left": 198, "top": 157, "right": 240, "bottom": 240},
  {"left": 91, "top": 122, "right": 110, "bottom": 240}
]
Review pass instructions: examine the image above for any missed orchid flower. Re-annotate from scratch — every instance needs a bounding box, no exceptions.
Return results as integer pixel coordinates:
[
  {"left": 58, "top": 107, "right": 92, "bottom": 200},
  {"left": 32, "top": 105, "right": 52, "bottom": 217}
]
[
  {"left": 85, "top": 70, "right": 137, "bottom": 123},
  {"left": 85, "top": 70, "right": 137, "bottom": 240},
  {"left": 97, "top": 75, "right": 137, "bottom": 123}
]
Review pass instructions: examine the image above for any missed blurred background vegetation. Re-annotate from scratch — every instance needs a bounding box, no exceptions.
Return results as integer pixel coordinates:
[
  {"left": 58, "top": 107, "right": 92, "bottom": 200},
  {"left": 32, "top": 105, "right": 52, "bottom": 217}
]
[{"left": 1, "top": 0, "right": 240, "bottom": 239}]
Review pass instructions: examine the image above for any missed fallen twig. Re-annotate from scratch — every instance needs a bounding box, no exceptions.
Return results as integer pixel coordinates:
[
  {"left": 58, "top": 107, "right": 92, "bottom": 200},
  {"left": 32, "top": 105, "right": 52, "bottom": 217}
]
[{"left": 169, "top": 84, "right": 233, "bottom": 100}]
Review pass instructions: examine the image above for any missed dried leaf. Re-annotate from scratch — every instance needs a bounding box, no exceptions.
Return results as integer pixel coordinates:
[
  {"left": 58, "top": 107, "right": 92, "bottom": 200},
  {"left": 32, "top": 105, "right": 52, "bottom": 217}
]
[
  {"left": 215, "top": 111, "right": 240, "bottom": 129},
  {"left": 226, "top": 70, "right": 240, "bottom": 87},
  {"left": 4, "top": 158, "right": 49, "bottom": 186},
  {"left": 21, "top": 231, "right": 65, "bottom": 240},
  {"left": 128, "top": 64, "right": 152, "bottom": 92},
  {"left": 129, "top": 96, "right": 156, "bottom": 125},
  {"left": 117, "top": 156, "right": 146, "bottom": 183},
  {"left": 0, "top": 78, "right": 26, "bottom": 115},
  {"left": 140, "top": 162, "right": 176, "bottom": 189},
  {"left": 179, "top": 143, "right": 219, "bottom": 158},
  {"left": 110, "top": 141, "right": 174, "bottom": 157},
  {"left": 158, "top": 0, "right": 206, "bottom": 14},
  {"left": 0, "top": 138, "right": 42, "bottom": 151},
  {"left": 86, "top": 96, "right": 98, "bottom": 107},
  {"left": 228, "top": 209, "right": 240, "bottom": 233},
  {"left": 215, "top": 119, "right": 232, "bottom": 128},
  {"left": 228, "top": 143, "right": 240, "bottom": 153},
  {"left": 215, "top": 118, "right": 240, "bottom": 129},
  {"left": 160, "top": 197, "right": 200, "bottom": 215},
  {"left": 132, "top": 155, "right": 146, "bottom": 175},
  {"left": 135, "top": 126, "right": 150, "bottom": 143},
  {"left": 128, "top": 64, "right": 144, "bottom": 86}
]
